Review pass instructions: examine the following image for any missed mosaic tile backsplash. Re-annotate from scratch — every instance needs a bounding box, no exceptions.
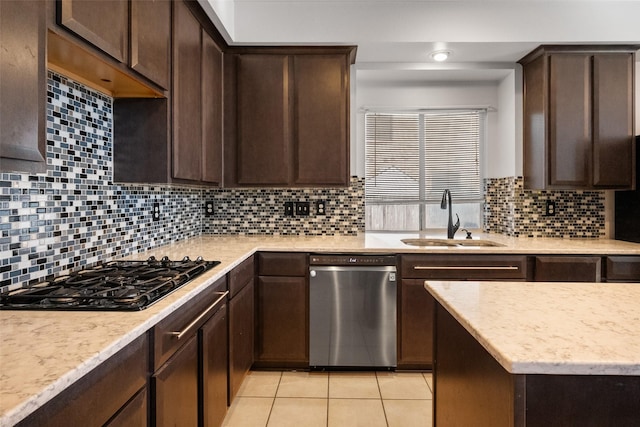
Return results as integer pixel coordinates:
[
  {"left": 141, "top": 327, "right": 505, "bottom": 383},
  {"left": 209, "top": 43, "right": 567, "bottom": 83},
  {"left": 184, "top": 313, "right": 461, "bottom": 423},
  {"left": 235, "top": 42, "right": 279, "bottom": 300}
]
[
  {"left": 202, "top": 179, "right": 364, "bottom": 236},
  {"left": 483, "top": 177, "right": 606, "bottom": 238},
  {"left": 0, "top": 71, "right": 612, "bottom": 291},
  {"left": 0, "top": 72, "right": 364, "bottom": 290}
]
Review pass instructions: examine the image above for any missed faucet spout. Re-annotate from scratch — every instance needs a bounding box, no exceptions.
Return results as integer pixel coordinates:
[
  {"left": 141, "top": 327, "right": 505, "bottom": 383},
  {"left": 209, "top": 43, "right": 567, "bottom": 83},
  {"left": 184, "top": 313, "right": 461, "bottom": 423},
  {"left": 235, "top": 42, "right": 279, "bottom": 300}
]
[{"left": 440, "top": 189, "right": 460, "bottom": 239}]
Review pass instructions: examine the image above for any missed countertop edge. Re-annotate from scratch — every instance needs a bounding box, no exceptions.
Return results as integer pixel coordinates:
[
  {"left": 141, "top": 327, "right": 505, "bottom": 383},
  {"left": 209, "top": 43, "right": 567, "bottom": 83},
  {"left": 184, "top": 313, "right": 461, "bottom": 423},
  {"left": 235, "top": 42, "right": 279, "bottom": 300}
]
[{"left": 424, "top": 280, "right": 640, "bottom": 377}]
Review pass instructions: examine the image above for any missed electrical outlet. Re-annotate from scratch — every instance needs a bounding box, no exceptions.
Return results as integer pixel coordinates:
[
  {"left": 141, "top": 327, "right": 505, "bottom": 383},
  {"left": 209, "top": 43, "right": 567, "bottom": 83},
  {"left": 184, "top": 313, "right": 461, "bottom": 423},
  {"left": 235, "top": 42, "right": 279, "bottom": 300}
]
[
  {"left": 205, "top": 201, "right": 215, "bottom": 216},
  {"left": 316, "top": 200, "right": 326, "bottom": 215},
  {"left": 152, "top": 202, "right": 161, "bottom": 222},
  {"left": 295, "top": 201, "right": 310, "bottom": 216},
  {"left": 545, "top": 200, "right": 556, "bottom": 216},
  {"left": 284, "top": 202, "right": 294, "bottom": 216}
]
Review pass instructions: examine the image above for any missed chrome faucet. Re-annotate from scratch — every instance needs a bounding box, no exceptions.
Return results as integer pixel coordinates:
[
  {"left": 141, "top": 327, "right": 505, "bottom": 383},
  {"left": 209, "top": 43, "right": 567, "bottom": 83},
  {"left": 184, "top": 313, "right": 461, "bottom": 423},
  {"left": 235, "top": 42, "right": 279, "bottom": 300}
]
[{"left": 440, "top": 189, "right": 460, "bottom": 239}]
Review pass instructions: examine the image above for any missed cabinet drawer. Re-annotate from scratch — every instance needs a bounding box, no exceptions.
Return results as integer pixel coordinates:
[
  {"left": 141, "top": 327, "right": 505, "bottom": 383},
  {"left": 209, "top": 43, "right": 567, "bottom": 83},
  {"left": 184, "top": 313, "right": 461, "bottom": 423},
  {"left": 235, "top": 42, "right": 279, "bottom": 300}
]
[
  {"left": 18, "top": 334, "right": 148, "bottom": 427},
  {"left": 229, "top": 255, "right": 255, "bottom": 298},
  {"left": 153, "top": 276, "right": 227, "bottom": 368},
  {"left": 401, "top": 255, "right": 528, "bottom": 280},
  {"left": 258, "top": 252, "right": 308, "bottom": 276},
  {"left": 534, "top": 256, "right": 602, "bottom": 282},
  {"left": 606, "top": 256, "right": 640, "bottom": 282}
]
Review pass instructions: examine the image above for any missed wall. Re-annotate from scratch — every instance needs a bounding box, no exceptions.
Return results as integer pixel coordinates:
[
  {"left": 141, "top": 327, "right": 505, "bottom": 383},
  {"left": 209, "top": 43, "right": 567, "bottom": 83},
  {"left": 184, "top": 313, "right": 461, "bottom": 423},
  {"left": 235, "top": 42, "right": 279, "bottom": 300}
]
[{"left": 1, "top": 72, "right": 364, "bottom": 291}]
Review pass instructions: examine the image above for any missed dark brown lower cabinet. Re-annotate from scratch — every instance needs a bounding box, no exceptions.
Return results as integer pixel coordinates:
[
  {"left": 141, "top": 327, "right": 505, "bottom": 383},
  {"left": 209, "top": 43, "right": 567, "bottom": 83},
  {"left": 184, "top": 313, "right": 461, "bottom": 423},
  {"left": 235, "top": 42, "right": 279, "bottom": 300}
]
[
  {"left": 534, "top": 256, "right": 602, "bottom": 281},
  {"left": 255, "top": 276, "right": 308, "bottom": 368},
  {"left": 434, "top": 303, "right": 640, "bottom": 426},
  {"left": 201, "top": 304, "right": 228, "bottom": 427},
  {"left": 605, "top": 256, "right": 640, "bottom": 282},
  {"left": 16, "top": 334, "right": 149, "bottom": 427},
  {"left": 254, "top": 252, "right": 309, "bottom": 369},
  {"left": 398, "top": 279, "right": 434, "bottom": 370},
  {"left": 105, "top": 388, "right": 148, "bottom": 427},
  {"left": 228, "top": 279, "right": 254, "bottom": 404},
  {"left": 398, "top": 254, "right": 529, "bottom": 369},
  {"left": 153, "top": 336, "right": 199, "bottom": 426},
  {"left": 151, "top": 277, "right": 228, "bottom": 426}
]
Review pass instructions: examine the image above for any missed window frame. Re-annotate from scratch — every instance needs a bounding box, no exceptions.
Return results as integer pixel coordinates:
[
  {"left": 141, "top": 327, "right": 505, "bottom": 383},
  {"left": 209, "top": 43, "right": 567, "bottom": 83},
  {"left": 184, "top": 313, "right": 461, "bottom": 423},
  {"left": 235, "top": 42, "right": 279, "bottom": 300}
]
[{"left": 364, "top": 109, "right": 486, "bottom": 231}]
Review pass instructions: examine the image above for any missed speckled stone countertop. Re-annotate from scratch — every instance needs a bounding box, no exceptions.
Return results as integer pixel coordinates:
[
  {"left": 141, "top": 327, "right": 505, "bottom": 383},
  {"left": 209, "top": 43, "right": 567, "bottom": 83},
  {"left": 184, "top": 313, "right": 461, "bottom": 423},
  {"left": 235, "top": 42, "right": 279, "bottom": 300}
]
[
  {"left": 425, "top": 280, "right": 640, "bottom": 376},
  {"left": 1, "top": 232, "right": 639, "bottom": 426}
]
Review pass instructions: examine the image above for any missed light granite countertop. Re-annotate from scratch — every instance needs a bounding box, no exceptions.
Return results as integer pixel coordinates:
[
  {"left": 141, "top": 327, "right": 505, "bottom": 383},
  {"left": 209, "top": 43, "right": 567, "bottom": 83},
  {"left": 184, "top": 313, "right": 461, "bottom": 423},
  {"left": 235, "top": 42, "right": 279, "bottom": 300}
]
[
  {"left": 1, "top": 232, "right": 639, "bottom": 426},
  {"left": 425, "top": 280, "right": 640, "bottom": 376}
]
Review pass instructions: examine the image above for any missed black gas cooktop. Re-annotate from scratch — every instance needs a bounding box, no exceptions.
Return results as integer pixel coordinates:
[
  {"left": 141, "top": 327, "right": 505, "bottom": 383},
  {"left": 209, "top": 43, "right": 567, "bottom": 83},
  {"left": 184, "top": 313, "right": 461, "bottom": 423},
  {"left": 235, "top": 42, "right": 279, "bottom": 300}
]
[{"left": 0, "top": 256, "right": 220, "bottom": 311}]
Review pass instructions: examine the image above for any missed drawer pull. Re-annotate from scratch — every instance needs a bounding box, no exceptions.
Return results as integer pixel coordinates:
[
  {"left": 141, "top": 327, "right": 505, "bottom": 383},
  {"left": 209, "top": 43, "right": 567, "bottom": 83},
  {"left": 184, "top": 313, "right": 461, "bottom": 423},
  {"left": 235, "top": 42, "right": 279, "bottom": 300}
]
[
  {"left": 169, "top": 291, "right": 229, "bottom": 340},
  {"left": 414, "top": 266, "right": 520, "bottom": 271}
]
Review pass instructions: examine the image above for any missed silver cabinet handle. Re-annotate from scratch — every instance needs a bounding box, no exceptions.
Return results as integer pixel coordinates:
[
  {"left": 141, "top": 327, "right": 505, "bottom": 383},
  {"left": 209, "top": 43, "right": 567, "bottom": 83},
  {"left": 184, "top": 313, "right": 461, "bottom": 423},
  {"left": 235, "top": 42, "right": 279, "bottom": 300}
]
[
  {"left": 169, "top": 291, "right": 229, "bottom": 340},
  {"left": 414, "top": 266, "right": 519, "bottom": 270}
]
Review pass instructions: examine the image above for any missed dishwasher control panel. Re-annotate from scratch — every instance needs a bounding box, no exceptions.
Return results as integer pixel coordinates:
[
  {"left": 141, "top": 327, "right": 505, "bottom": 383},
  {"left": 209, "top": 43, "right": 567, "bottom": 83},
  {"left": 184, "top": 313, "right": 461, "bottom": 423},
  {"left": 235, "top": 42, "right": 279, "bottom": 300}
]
[{"left": 309, "top": 254, "right": 397, "bottom": 266}]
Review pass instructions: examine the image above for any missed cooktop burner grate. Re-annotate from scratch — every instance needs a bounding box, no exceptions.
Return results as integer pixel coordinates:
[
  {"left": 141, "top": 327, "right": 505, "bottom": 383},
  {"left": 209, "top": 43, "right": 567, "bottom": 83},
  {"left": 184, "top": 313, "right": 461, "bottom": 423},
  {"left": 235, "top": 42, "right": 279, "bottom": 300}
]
[{"left": 0, "top": 256, "right": 221, "bottom": 311}]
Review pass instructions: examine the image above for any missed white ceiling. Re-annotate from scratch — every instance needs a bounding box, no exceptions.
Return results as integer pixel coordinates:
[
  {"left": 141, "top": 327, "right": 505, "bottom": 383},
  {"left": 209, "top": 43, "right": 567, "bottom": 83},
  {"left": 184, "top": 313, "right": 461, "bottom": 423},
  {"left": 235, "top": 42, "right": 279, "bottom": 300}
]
[{"left": 201, "top": 0, "right": 640, "bottom": 82}]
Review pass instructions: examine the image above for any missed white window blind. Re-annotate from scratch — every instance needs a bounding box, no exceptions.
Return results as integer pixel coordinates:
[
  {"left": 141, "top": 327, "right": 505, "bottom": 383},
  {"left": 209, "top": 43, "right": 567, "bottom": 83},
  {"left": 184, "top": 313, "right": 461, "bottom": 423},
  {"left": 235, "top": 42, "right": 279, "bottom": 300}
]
[{"left": 365, "top": 110, "right": 482, "bottom": 204}]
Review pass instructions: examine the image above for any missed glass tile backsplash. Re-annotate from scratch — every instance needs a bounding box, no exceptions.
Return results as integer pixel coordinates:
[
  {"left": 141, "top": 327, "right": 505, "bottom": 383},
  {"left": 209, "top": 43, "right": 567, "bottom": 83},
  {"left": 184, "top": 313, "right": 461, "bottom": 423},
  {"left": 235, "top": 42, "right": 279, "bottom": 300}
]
[
  {"left": 483, "top": 177, "right": 606, "bottom": 238},
  {"left": 0, "top": 71, "right": 610, "bottom": 291},
  {"left": 0, "top": 72, "right": 363, "bottom": 291}
]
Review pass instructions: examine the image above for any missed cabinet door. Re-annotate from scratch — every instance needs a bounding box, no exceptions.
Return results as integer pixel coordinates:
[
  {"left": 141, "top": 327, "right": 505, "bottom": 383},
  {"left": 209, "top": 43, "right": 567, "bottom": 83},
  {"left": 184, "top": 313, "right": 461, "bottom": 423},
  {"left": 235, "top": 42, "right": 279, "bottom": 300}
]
[
  {"left": 0, "top": 0, "right": 46, "bottom": 174},
  {"left": 200, "top": 304, "right": 228, "bottom": 427},
  {"left": 104, "top": 387, "right": 148, "bottom": 427},
  {"left": 236, "top": 54, "right": 291, "bottom": 185},
  {"left": 130, "top": 0, "right": 171, "bottom": 89},
  {"left": 228, "top": 280, "right": 254, "bottom": 404},
  {"left": 548, "top": 54, "right": 592, "bottom": 188},
  {"left": 592, "top": 53, "right": 635, "bottom": 188},
  {"left": 398, "top": 279, "right": 434, "bottom": 369},
  {"left": 172, "top": 0, "right": 202, "bottom": 181},
  {"left": 201, "top": 29, "right": 223, "bottom": 185},
  {"left": 153, "top": 335, "right": 199, "bottom": 427},
  {"left": 255, "top": 276, "right": 308, "bottom": 367},
  {"left": 293, "top": 55, "right": 349, "bottom": 185},
  {"left": 59, "top": 0, "right": 128, "bottom": 62}
]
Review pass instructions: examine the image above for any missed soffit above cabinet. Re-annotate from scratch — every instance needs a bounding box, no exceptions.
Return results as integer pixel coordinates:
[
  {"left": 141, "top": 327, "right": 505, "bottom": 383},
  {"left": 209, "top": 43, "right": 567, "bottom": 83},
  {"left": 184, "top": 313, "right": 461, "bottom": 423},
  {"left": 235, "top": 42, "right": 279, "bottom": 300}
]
[{"left": 47, "top": 30, "right": 164, "bottom": 98}]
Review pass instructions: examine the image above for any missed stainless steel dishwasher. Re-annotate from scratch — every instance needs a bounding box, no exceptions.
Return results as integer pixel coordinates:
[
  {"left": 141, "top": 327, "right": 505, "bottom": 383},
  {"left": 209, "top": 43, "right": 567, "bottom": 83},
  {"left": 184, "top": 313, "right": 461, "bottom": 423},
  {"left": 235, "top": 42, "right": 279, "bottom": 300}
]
[{"left": 309, "top": 254, "right": 397, "bottom": 369}]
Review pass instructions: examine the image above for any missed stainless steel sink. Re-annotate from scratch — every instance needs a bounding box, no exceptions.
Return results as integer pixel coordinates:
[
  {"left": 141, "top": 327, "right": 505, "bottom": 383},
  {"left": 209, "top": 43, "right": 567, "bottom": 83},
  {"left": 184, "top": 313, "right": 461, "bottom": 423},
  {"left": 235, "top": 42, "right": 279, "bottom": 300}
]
[{"left": 401, "top": 238, "right": 504, "bottom": 248}]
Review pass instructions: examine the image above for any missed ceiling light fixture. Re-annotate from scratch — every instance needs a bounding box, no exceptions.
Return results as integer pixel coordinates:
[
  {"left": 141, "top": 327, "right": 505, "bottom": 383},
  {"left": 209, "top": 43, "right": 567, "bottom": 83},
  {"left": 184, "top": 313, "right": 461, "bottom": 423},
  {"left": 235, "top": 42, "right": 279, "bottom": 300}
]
[{"left": 431, "top": 50, "right": 451, "bottom": 62}]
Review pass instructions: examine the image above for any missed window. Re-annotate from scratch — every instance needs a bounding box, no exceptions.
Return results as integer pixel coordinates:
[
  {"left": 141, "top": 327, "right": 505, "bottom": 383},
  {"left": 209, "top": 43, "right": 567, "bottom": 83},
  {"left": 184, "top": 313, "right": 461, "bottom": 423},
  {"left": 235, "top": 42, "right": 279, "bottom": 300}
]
[{"left": 365, "top": 110, "right": 484, "bottom": 231}]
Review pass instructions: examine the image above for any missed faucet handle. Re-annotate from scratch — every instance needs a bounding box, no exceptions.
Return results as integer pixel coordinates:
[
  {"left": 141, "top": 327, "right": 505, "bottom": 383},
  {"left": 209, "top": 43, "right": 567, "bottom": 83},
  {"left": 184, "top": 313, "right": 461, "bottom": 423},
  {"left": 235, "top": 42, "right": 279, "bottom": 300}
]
[{"left": 453, "top": 214, "right": 460, "bottom": 233}]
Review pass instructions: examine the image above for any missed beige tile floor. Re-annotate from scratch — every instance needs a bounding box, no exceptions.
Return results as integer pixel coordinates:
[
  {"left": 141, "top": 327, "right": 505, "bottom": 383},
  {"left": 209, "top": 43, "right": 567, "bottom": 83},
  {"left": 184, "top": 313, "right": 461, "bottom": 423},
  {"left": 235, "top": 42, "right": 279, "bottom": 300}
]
[{"left": 222, "top": 371, "right": 433, "bottom": 427}]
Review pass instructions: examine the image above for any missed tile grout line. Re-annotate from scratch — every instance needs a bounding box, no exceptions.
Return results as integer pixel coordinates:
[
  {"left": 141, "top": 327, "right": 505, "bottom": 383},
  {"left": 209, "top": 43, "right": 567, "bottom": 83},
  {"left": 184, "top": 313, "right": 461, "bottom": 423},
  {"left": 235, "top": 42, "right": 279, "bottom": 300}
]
[
  {"left": 375, "top": 371, "right": 391, "bottom": 427},
  {"left": 264, "top": 371, "right": 283, "bottom": 427}
]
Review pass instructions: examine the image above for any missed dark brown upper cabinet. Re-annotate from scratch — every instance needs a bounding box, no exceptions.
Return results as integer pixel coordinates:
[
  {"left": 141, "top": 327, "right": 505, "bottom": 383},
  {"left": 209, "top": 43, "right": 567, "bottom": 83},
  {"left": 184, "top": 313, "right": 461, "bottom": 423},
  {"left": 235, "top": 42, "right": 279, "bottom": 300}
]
[
  {"left": 224, "top": 47, "right": 356, "bottom": 187},
  {"left": 130, "top": 0, "right": 171, "bottom": 89},
  {"left": 51, "top": 0, "right": 169, "bottom": 95},
  {"left": 172, "top": 1, "right": 223, "bottom": 185},
  {"left": 0, "top": 0, "right": 47, "bottom": 174},
  {"left": 519, "top": 45, "right": 637, "bottom": 190},
  {"left": 58, "top": 0, "right": 129, "bottom": 63},
  {"left": 114, "top": 1, "right": 223, "bottom": 185}
]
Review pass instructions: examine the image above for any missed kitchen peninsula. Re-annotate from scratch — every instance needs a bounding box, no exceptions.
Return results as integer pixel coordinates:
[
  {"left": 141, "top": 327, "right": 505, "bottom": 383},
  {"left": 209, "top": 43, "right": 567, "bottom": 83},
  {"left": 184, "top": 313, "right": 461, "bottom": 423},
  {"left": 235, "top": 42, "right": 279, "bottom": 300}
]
[
  {"left": 426, "top": 280, "right": 640, "bottom": 426},
  {"left": 2, "top": 233, "right": 640, "bottom": 426}
]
